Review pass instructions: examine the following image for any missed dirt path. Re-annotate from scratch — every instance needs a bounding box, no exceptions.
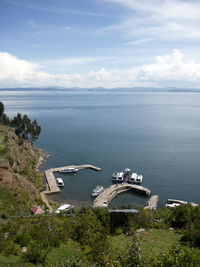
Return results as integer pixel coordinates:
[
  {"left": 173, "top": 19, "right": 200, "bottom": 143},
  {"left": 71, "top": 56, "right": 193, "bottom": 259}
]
[{"left": 40, "top": 191, "right": 53, "bottom": 214}]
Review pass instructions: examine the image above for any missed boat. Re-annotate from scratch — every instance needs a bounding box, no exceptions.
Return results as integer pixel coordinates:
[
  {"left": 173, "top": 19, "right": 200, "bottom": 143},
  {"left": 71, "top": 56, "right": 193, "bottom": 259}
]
[
  {"left": 112, "top": 171, "right": 124, "bottom": 182},
  {"left": 129, "top": 173, "right": 143, "bottom": 184},
  {"left": 112, "top": 171, "right": 119, "bottom": 182},
  {"left": 55, "top": 204, "right": 74, "bottom": 214},
  {"left": 165, "top": 203, "right": 180, "bottom": 208},
  {"left": 117, "top": 172, "right": 124, "bottom": 182},
  {"left": 92, "top": 185, "right": 104, "bottom": 197},
  {"left": 56, "top": 177, "right": 64, "bottom": 187},
  {"left": 136, "top": 174, "right": 143, "bottom": 184},
  {"left": 59, "top": 167, "right": 78, "bottom": 174},
  {"left": 123, "top": 168, "right": 131, "bottom": 180}
]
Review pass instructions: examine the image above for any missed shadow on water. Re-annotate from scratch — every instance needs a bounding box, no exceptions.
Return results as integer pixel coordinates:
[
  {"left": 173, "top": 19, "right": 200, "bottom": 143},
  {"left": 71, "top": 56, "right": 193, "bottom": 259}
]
[{"left": 109, "top": 191, "right": 149, "bottom": 209}]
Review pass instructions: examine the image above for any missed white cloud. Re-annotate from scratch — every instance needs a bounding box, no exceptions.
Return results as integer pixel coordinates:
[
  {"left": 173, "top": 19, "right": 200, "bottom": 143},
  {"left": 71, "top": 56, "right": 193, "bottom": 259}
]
[
  {"left": 106, "top": 0, "right": 200, "bottom": 21},
  {"left": 125, "top": 38, "right": 154, "bottom": 46},
  {"left": 0, "top": 50, "right": 200, "bottom": 88},
  {"left": 102, "top": 0, "right": 200, "bottom": 41},
  {"left": 44, "top": 56, "right": 113, "bottom": 69},
  {"left": 5, "top": 0, "right": 108, "bottom": 17},
  {"left": 27, "top": 20, "right": 71, "bottom": 31}
]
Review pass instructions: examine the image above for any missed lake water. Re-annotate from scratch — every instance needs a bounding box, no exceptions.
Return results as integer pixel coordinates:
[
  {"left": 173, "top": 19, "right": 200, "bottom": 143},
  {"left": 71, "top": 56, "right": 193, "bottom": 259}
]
[{"left": 1, "top": 89, "right": 200, "bottom": 207}]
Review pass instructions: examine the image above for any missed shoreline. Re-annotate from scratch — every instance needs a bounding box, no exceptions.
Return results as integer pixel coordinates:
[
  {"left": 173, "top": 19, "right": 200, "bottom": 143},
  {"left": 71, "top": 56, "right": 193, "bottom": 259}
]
[
  {"left": 36, "top": 149, "right": 49, "bottom": 170},
  {"left": 35, "top": 148, "right": 53, "bottom": 213}
]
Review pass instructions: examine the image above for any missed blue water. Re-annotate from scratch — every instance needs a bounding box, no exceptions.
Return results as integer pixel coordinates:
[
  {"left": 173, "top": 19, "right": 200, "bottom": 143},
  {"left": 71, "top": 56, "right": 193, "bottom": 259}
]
[{"left": 1, "top": 89, "right": 200, "bottom": 207}]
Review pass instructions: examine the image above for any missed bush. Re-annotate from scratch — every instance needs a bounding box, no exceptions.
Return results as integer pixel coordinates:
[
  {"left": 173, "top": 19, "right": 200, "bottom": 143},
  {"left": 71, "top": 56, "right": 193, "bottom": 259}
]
[
  {"left": 153, "top": 245, "right": 200, "bottom": 267},
  {"left": 22, "top": 242, "right": 49, "bottom": 264},
  {"left": 74, "top": 210, "right": 106, "bottom": 246},
  {"left": 0, "top": 240, "right": 20, "bottom": 256},
  {"left": 127, "top": 209, "right": 154, "bottom": 234},
  {"left": 168, "top": 204, "right": 196, "bottom": 229},
  {"left": 1, "top": 212, "right": 9, "bottom": 219}
]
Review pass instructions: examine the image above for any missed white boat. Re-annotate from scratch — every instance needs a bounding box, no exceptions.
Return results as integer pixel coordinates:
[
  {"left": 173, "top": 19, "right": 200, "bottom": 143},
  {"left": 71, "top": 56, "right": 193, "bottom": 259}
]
[
  {"left": 124, "top": 168, "right": 131, "bottom": 180},
  {"left": 112, "top": 171, "right": 119, "bottom": 182},
  {"left": 55, "top": 204, "right": 74, "bottom": 214},
  {"left": 166, "top": 203, "right": 180, "bottom": 208},
  {"left": 56, "top": 177, "right": 64, "bottom": 187},
  {"left": 112, "top": 171, "right": 124, "bottom": 182},
  {"left": 129, "top": 173, "right": 143, "bottom": 184},
  {"left": 92, "top": 185, "right": 104, "bottom": 197},
  {"left": 117, "top": 172, "right": 124, "bottom": 182},
  {"left": 59, "top": 167, "right": 78, "bottom": 174}
]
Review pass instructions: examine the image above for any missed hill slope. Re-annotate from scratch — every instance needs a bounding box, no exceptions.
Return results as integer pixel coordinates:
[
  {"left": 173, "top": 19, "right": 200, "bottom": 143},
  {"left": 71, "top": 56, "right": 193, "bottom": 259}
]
[{"left": 0, "top": 124, "right": 44, "bottom": 215}]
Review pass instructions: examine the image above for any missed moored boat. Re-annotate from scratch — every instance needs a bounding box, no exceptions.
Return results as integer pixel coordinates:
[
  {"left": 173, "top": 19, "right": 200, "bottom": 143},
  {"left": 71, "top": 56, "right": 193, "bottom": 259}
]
[
  {"left": 112, "top": 171, "right": 119, "bottom": 182},
  {"left": 117, "top": 172, "right": 124, "bottom": 182},
  {"left": 112, "top": 171, "right": 124, "bottom": 182},
  {"left": 124, "top": 168, "right": 131, "bottom": 180},
  {"left": 56, "top": 177, "right": 64, "bottom": 187},
  {"left": 60, "top": 167, "right": 78, "bottom": 173},
  {"left": 55, "top": 204, "right": 74, "bottom": 214},
  {"left": 129, "top": 173, "right": 143, "bottom": 184},
  {"left": 92, "top": 185, "right": 104, "bottom": 197}
]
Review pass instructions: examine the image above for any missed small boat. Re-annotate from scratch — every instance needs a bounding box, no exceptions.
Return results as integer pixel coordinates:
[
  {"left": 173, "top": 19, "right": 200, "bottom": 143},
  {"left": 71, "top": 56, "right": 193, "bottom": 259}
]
[
  {"left": 112, "top": 171, "right": 119, "bottom": 182},
  {"left": 112, "top": 171, "right": 124, "bottom": 182},
  {"left": 60, "top": 167, "right": 78, "bottom": 174},
  {"left": 55, "top": 204, "right": 74, "bottom": 214},
  {"left": 92, "top": 185, "right": 104, "bottom": 197},
  {"left": 136, "top": 174, "right": 143, "bottom": 184},
  {"left": 117, "top": 172, "right": 124, "bottom": 182},
  {"left": 56, "top": 177, "right": 64, "bottom": 187},
  {"left": 124, "top": 168, "right": 131, "bottom": 180},
  {"left": 165, "top": 203, "right": 180, "bottom": 208},
  {"left": 129, "top": 173, "right": 143, "bottom": 184}
]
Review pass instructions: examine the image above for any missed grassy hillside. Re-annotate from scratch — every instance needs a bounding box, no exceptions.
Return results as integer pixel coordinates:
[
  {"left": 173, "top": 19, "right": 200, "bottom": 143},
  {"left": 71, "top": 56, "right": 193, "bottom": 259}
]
[
  {"left": 0, "top": 124, "right": 44, "bottom": 216},
  {"left": 0, "top": 206, "right": 200, "bottom": 266}
]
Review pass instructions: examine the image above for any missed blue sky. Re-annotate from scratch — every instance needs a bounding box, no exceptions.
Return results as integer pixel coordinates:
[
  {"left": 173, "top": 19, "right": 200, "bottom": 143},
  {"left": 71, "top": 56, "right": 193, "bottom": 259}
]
[{"left": 0, "top": 0, "right": 200, "bottom": 88}]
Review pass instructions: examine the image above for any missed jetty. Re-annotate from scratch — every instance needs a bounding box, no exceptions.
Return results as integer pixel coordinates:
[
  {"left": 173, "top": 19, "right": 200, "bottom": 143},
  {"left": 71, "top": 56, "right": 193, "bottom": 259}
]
[
  {"left": 44, "top": 164, "right": 101, "bottom": 194},
  {"left": 145, "top": 195, "right": 159, "bottom": 210},
  {"left": 93, "top": 183, "right": 151, "bottom": 208}
]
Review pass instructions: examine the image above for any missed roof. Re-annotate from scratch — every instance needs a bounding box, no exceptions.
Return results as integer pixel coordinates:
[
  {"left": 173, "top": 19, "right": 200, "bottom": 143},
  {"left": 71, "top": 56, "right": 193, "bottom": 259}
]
[
  {"left": 30, "top": 206, "right": 44, "bottom": 215},
  {"left": 109, "top": 209, "right": 139, "bottom": 213}
]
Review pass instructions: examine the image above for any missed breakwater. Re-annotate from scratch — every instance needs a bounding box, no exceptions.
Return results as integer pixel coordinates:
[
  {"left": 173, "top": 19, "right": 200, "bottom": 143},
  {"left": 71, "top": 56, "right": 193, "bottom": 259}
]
[{"left": 93, "top": 183, "right": 151, "bottom": 208}]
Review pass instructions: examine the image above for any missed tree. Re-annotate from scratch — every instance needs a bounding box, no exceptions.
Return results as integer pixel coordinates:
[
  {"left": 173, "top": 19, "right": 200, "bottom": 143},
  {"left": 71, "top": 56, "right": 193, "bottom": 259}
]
[
  {"left": 0, "top": 103, "right": 41, "bottom": 143},
  {"left": 1, "top": 113, "right": 10, "bottom": 125},
  {"left": 0, "top": 102, "right": 4, "bottom": 121}
]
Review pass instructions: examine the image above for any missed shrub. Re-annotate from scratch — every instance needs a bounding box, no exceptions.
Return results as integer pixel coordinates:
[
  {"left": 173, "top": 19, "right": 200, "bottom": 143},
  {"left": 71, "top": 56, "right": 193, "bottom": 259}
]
[
  {"left": 127, "top": 209, "right": 154, "bottom": 234},
  {"left": 1, "top": 212, "right": 9, "bottom": 219},
  {"left": 168, "top": 204, "right": 195, "bottom": 229},
  {"left": 153, "top": 245, "right": 200, "bottom": 267},
  {"left": 22, "top": 242, "right": 49, "bottom": 265},
  {"left": 74, "top": 210, "right": 106, "bottom": 246},
  {"left": 0, "top": 240, "right": 20, "bottom": 256}
]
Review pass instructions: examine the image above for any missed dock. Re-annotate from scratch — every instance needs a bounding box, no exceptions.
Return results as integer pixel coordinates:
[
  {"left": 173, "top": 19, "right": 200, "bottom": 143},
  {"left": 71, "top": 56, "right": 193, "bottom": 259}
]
[
  {"left": 44, "top": 164, "right": 101, "bottom": 194},
  {"left": 144, "top": 195, "right": 159, "bottom": 210},
  {"left": 93, "top": 183, "right": 151, "bottom": 208}
]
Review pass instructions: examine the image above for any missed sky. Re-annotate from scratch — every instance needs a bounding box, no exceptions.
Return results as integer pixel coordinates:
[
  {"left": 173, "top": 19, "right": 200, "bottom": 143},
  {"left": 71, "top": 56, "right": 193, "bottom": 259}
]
[{"left": 0, "top": 0, "right": 200, "bottom": 88}]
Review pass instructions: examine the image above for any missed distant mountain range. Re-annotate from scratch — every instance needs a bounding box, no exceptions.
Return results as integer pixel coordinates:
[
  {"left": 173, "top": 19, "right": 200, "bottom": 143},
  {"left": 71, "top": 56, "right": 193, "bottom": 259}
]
[{"left": 1, "top": 86, "right": 200, "bottom": 92}]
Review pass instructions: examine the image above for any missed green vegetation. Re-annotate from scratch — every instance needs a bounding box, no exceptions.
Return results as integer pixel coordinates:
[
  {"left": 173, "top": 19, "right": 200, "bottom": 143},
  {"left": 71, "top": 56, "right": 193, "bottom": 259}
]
[
  {"left": 0, "top": 101, "right": 41, "bottom": 143},
  {"left": 0, "top": 205, "right": 200, "bottom": 266},
  {"left": 0, "top": 104, "right": 44, "bottom": 216}
]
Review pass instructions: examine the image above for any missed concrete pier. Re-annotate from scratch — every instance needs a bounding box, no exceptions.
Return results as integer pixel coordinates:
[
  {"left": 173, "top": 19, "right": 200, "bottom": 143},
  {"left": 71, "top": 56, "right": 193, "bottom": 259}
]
[
  {"left": 44, "top": 164, "right": 101, "bottom": 194},
  {"left": 93, "top": 183, "right": 151, "bottom": 208},
  {"left": 145, "top": 195, "right": 159, "bottom": 210}
]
